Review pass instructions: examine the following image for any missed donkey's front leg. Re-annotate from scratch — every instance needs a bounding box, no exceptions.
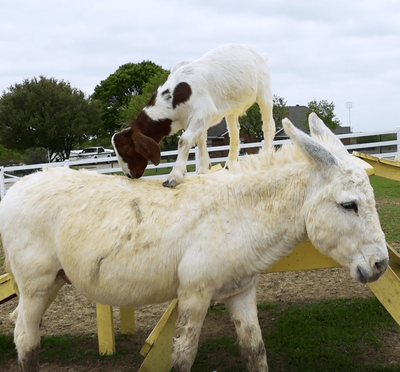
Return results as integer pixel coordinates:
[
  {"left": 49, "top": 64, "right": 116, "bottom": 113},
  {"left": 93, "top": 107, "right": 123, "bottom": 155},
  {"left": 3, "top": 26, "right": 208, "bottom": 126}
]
[
  {"left": 225, "top": 284, "right": 268, "bottom": 372},
  {"left": 172, "top": 293, "right": 211, "bottom": 371}
]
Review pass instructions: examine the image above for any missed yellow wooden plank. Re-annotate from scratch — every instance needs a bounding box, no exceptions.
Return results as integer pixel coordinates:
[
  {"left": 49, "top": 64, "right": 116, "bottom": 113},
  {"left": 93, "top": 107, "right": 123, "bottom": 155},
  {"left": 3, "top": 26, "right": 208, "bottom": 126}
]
[
  {"left": 96, "top": 303, "right": 116, "bottom": 355},
  {"left": 368, "top": 265, "right": 400, "bottom": 325},
  {"left": 138, "top": 299, "right": 178, "bottom": 372},
  {"left": 387, "top": 243, "right": 400, "bottom": 268},
  {"left": 0, "top": 273, "right": 11, "bottom": 284},
  {"left": 0, "top": 273, "right": 17, "bottom": 304},
  {"left": 120, "top": 307, "right": 135, "bottom": 334},
  {"left": 267, "top": 241, "right": 341, "bottom": 273},
  {"left": 350, "top": 154, "right": 375, "bottom": 176},
  {"left": 353, "top": 152, "right": 400, "bottom": 181}
]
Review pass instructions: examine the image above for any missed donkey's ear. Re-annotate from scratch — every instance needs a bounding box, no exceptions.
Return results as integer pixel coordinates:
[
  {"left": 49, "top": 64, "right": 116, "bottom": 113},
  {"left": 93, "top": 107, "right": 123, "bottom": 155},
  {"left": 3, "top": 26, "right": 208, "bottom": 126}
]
[
  {"left": 132, "top": 132, "right": 161, "bottom": 165},
  {"left": 283, "top": 118, "right": 338, "bottom": 168},
  {"left": 308, "top": 113, "right": 349, "bottom": 159}
]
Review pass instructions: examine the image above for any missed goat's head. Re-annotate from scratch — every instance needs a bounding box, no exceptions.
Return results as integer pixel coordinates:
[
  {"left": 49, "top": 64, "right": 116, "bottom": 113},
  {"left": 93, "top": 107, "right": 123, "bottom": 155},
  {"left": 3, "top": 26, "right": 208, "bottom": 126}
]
[
  {"left": 112, "top": 81, "right": 193, "bottom": 179},
  {"left": 111, "top": 128, "right": 160, "bottom": 179}
]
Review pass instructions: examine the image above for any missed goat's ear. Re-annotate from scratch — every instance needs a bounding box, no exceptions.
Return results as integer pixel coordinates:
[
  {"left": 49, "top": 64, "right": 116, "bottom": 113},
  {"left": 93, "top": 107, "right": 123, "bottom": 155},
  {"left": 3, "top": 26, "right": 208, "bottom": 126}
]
[
  {"left": 283, "top": 117, "right": 338, "bottom": 168},
  {"left": 132, "top": 132, "right": 161, "bottom": 165}
]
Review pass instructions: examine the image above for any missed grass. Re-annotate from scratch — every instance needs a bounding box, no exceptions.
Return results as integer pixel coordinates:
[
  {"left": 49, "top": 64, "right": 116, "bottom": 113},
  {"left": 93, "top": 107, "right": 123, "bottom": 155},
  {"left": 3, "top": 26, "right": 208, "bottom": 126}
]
[
  {"left": 193, "top": 298, "right": 400, "bottom": 372},
  {"left": 1, "top": 298, "right": 398, "bottom": 371},
  {"left": 264, "top": 297, "right": 399, "bottom": 372},
  {"left": 370, "top": 176, "right": 400, "bottom": 244}
]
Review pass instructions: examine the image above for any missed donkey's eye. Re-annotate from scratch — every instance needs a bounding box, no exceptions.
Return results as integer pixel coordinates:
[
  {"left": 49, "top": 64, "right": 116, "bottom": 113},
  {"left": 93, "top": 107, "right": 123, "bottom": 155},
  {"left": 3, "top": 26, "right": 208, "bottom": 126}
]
[{"left": 341, "top": 201, "right": 358, "bottom": 213}]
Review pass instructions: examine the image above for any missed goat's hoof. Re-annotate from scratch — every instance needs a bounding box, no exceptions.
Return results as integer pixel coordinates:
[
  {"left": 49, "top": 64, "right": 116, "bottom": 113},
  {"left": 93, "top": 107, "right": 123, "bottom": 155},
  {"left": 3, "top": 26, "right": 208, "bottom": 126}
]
[{"left": 163, "top": 179, "right": 178, "bottom": 188}]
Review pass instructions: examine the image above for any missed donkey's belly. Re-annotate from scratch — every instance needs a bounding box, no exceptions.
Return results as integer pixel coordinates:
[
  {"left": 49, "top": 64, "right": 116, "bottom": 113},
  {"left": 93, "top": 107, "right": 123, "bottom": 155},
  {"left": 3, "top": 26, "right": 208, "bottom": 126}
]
[{"left": 62, "top": 259, "right": 179, "bottom": 308}]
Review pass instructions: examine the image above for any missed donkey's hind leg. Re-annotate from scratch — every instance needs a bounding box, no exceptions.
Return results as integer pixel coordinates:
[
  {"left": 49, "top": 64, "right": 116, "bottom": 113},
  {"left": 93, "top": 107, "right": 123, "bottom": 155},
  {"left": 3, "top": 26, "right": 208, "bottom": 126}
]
[
  {"left": 14, "top": 278, "right": 64, "bottom": 372},
  {"left": 225, "top": 282, "right": 268, "bottom": 372}
]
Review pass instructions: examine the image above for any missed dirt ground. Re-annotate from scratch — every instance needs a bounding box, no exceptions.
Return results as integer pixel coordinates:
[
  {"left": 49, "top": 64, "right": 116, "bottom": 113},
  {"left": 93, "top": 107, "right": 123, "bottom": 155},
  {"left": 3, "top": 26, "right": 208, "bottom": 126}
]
[
  {"left": 1, "top": 243, "right": 400, "bottom": 371},
  {"left": 0, "top": 267, "right": 377, "bottom": 338}
]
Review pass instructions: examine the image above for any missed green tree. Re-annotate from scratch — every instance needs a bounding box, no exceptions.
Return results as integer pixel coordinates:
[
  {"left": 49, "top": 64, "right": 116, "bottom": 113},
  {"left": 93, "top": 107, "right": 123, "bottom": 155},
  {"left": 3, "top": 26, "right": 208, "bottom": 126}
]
[
  {"left": 92, "top": 61, "right": 166, "bottom": 133},
  {"left": 239, "top": 94, "right": 289, "bottom": 139},
  {"left": 0, "top": 144, "right": 23, "bottom": 165},
  {"left": 273, "top": 95, "right": 290, "bottom": 129},
  {"left": 0, "top": 76, "right": 103, "bottom": 161},
  {"left": 239, "top": 103, "right": 263, "bottom": 139},
  {"left": 304, "top": 99, "right": 340, "bottom": 130},
  {"left": 120, "top": 69, "right": 170, "bottom": 124}
]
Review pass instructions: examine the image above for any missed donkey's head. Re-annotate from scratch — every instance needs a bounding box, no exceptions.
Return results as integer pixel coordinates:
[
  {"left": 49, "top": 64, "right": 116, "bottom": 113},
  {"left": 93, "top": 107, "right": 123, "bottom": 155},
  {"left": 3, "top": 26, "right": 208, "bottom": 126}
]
[{"left": 284, "top": 113, "right": 388, "bottom": 284}]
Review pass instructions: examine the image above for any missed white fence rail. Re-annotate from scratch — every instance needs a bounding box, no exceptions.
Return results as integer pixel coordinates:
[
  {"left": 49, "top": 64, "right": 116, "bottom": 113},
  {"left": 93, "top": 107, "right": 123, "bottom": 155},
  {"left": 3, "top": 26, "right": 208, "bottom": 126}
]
[{"left": 1, "top": 128, "right": 399, "bottom": 199}]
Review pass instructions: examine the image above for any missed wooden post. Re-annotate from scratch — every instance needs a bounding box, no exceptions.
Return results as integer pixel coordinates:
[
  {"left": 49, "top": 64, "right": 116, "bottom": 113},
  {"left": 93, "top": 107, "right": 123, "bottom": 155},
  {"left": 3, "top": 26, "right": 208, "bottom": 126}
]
[
  {"left": 120, "top": 307, "right": 136, "bottom": 334},
  {"left": 96, "top": 303, "right": 115, "bottom": 355}
]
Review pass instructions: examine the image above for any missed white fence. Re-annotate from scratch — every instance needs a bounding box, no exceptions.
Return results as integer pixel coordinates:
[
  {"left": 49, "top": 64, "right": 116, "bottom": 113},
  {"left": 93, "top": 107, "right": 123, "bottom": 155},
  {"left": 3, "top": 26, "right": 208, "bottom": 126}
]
[{"left": 1, "top": 128, "right": 400, "bottom": 199}]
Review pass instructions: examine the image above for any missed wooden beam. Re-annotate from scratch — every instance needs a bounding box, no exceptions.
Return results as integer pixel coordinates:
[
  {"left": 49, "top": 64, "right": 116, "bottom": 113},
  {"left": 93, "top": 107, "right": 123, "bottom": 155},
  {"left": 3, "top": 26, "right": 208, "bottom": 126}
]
[
  {"left": 138, "top": 299, "right": 178, "bottom": 372},
  {"left": 353, "top": 152, "right": 400, "bottom": 181},
  {"left": 267, "top": 240, "right": 341, "bottom": 273},
  {"left": 0, "top": 273, "right": 17, "bottom": 304}
]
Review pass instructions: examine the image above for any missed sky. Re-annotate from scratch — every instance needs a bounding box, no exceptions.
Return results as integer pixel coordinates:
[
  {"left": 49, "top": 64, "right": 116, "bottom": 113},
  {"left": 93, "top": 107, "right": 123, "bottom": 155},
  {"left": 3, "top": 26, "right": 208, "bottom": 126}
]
[{"left": 1, "top": 0, "right": 399, "bottom": 133}]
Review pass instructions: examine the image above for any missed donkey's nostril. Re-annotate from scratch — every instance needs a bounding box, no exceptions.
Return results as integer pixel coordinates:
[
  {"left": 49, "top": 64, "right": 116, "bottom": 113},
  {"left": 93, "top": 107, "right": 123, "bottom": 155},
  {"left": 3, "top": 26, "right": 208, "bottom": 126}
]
[{"left": 374, "top": 258, "right": 388, "bottom": 273}]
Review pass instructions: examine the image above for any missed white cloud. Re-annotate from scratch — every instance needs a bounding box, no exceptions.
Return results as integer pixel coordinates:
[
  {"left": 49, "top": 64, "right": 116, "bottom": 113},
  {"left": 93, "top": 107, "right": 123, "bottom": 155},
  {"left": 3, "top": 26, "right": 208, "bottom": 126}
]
[{"left": 0, "top": 0, "right": 399, "bottom": 131}]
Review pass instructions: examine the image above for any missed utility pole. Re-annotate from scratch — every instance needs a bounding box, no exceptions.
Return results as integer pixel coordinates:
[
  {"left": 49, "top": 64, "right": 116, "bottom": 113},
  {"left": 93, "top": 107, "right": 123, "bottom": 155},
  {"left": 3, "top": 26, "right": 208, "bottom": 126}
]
[{"left": 346, "top": 102, "right": 353, "bottom": 130}]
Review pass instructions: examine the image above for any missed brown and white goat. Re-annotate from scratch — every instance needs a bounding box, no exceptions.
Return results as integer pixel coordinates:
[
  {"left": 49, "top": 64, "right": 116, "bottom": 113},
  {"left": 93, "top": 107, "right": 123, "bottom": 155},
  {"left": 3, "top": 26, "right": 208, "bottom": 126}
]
[{"left": 112, "top": 43, "right": 275, "bottom": 187}]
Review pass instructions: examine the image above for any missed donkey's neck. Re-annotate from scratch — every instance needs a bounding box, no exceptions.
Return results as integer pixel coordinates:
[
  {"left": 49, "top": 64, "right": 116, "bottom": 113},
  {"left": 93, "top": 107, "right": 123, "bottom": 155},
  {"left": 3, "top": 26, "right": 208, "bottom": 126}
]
[{"left": 222, "top": 163, "right": 312, "bottom": 274}]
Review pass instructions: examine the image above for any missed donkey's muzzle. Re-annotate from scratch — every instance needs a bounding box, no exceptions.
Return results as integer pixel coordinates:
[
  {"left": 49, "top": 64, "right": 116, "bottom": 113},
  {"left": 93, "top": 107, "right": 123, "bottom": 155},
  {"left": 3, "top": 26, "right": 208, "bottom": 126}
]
[{"left": 357, "top": 258, "right": 388, "bottom": 284}]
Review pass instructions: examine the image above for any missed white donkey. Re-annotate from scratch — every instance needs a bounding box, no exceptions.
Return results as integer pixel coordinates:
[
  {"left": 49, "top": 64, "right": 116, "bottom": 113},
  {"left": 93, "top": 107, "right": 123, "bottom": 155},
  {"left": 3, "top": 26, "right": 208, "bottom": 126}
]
[{"left": 0, "top": 114, "right": 388, "bottom": 372}]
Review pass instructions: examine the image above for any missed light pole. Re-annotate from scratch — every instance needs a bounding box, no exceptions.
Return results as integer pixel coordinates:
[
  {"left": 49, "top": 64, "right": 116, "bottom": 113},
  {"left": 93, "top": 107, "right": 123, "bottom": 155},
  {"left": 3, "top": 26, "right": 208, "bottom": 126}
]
[{"left": 346, "top": 102, "right": 353, "bottom": 129}]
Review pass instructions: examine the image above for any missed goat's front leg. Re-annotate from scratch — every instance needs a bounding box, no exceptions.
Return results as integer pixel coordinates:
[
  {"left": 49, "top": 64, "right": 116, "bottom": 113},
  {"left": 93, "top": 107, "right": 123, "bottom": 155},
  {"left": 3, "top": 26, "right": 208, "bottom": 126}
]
[
  {"left": 225, "top": 283, "right": 268, "bottom": 372},
  {"left": 172, "top": 293, "right": 211, "bottom": 371},
  {"left": 163, "top": 124, "right": 205, "bottom": 188}
]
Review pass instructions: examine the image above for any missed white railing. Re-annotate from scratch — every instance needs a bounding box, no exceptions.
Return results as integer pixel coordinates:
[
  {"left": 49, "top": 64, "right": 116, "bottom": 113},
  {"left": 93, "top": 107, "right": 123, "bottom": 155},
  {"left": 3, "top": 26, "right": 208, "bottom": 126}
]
[{"left": 1, "top": 128, "right": 399, "bottom": 199}]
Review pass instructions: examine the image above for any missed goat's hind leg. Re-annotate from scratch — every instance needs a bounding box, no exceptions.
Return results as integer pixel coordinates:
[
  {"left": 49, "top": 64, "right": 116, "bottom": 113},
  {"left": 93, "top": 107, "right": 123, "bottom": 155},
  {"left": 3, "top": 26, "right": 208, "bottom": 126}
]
[
  {"left": 196, "top": 132, "right": 211, "bottom": 175},
  {"left": 257, "top": 97, "right": 275, "bottom": 149},
  {"left": 225, "top": 283, "right": 268, "bottom": 372},
  {"left": 225, "top": 114, "right": 240, "bottom": 169},
  {"left": 14, "top": 278, "right": 64, "bottom": 372}
]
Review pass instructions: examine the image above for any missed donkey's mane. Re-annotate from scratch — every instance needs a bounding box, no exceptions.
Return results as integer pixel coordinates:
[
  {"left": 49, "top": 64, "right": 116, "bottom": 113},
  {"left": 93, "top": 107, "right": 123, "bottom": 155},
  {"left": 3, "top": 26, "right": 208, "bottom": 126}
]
[{"left": 228, "top": 141, "right": 308, "bottom": 174}]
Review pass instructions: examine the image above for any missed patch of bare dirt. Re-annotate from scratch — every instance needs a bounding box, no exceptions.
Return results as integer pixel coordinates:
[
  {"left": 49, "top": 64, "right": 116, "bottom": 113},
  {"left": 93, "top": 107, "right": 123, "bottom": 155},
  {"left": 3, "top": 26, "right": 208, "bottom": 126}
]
[{"left": 1, "top": 248, "right": 400, "bottom": 371}]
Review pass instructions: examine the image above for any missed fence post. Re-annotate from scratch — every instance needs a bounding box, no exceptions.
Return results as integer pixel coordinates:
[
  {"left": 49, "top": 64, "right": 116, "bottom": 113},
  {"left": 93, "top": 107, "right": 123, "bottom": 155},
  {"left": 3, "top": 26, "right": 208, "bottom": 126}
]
[
  {"left": 396, "top": 128, "right": 400, "bottom": 161},
  {"left": 0, "top": 166, "right": 5, "bottom": 200},
  {"left": 64, "top": 159, "right": 70, "bottom": 169}
]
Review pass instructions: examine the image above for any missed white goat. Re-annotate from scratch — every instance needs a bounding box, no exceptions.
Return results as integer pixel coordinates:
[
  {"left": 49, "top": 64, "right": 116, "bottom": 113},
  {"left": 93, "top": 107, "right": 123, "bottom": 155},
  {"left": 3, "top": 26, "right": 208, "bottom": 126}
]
[
  {"left": 112, "top": 43, "right": 275, "bottom": 187},
  {"left": 0, "top": 114, "right": 388, "bottom": 372}
]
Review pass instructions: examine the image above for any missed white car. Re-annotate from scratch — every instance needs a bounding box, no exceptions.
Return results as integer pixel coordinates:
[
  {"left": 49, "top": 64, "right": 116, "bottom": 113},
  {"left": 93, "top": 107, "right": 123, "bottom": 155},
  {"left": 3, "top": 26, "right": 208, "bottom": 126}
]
[{"left": 77, "top": 147, "right": 115, "bottom": 159}]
